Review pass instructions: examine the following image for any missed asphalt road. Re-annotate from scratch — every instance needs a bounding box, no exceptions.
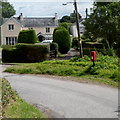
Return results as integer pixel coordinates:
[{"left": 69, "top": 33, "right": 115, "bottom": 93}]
[{"left": 1, "top": 65, "right": 119, "bottom": 118}]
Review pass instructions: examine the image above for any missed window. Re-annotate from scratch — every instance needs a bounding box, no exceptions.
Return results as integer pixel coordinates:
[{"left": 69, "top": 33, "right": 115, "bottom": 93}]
[
  {"left": 28, "top": 27, "right": 33, "bottom": 30},
  {"left": 46, "top": 27, "right": 50, "bottom": 33},
  {"left": 8, "top": 24, "right": 14, "bottom": 31},
  {"left": 6, "top": 37, "right": 17, "bottom": 45}
]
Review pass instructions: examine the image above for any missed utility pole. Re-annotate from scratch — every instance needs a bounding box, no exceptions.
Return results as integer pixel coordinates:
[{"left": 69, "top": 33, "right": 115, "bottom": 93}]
[
  {"left": 62, "top": 0, "right": 83, "bottom": 57},
  {"left": 73, "top": 0, "right": 83, "bottom": 58}
]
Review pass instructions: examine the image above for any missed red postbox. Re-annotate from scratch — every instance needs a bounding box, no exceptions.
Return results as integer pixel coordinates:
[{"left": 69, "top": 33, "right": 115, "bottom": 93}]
[{"left": 91, "top": 51, "right": 97, "bottom": 61}]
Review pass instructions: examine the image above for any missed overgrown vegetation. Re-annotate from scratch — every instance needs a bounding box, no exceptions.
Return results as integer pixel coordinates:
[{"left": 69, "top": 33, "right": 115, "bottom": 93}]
[
  {"left": 1, "top": 78, "right": 44, "bottom": 118},
  {"left": 5, "top": 55, "right": 119, "bottom": 87}
]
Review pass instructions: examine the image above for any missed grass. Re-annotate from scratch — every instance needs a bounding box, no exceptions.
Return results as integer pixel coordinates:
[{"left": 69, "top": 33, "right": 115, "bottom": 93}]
[
  {"left": 4, "top": 55, "right": 119, "bottom": 87},
  {"left": 1, "top": 78, "right": 45, "bottom": 118}
]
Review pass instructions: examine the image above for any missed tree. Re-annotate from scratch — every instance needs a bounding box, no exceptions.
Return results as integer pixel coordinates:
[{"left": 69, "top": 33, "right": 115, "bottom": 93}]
[
  {"left": 60, "top": 11, "right": 81, "bottom": 23},
  {"left": 60, "top": 16, "right": 71, "bottom": 23},
  {"left": 53, "top": 27, "right": 71, "bottom": 54},
  {"left": 83, "top": 2, "right": 120, "bottom": 48},
  {"left": 59, "top": 22, "right": 72, "bottom": 34},
  {"left": 2, "top": 1, "right": 16, "bottom": 18}
]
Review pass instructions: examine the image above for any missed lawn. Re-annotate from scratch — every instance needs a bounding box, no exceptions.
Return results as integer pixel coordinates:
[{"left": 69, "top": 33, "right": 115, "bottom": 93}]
[
  {"left": 4, "top": 55, "right": 119, "bottom": 87},
  {"left": 1, "top": 78, "right": 45, "bottom": 118}
]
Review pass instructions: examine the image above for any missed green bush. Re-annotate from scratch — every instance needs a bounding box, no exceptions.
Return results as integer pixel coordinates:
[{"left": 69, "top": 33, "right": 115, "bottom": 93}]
[
  {"left": 70, "top": 55, "right": 91, "bottom": 62},
  {"left": 2, "top": 44, "right": 49, "bottom": 63},
  {"left": 110, "top": 70, "right": 120, "bottom": 82},
  {"left": 53, "top": 27, "right": 71, "bottom": 54},
  {"left": 16, "top": 44, "right": 49, "bottom": 63},
  {"left": 72, "top": 37, "right": 79, "bottom": 50},
  {"left": 2, "top": 48, "right": 17, "bottom": 63},
  {"left": 18, "top": 30, "right": 37, "bottom": 44},
  {"left": 59, "top": 22, "right": 70, "bottom": 31},
  {"left": 50, "top": 42, "right": 58, "bottom": 57},
  {"left": 100, "top": 48, "right": 116, "bottom": 56}
]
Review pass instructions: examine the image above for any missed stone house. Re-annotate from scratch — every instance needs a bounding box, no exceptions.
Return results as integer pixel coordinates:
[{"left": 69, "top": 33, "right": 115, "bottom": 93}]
[{"left": 0, "top": 13, "right": 58, "bottom": 45}]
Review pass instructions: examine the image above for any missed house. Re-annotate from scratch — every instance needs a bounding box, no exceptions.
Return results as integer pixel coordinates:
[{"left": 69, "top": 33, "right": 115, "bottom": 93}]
[
  {"left": 70, "top": 18, "right": 85, "bottom": 38},
  {"left": 0, "top": 13, "right": 58, "bottom": 45}
]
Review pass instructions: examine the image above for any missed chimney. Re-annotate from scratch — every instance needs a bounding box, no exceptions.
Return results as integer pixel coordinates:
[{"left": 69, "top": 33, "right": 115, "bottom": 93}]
[
  {"left": 55, "top": 13, "right": 57, "bottom": 19},
  {"left": 19, "top": 13, "right": 23, "bottom": 21},
  {"left": 54, "top": 13, "right": 58, "bottom": 26}
]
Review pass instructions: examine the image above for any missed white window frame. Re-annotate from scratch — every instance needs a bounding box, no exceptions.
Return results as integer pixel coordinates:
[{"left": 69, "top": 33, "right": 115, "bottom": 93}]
[
  {"left": 8, "top": 24, "right": 14, "bottom": 31},
  {"left": 6, "top": 37, "right": 17, "bottom": 45},
  {"left": 46, "top": 27, "right": 50, "bottom": 33}
]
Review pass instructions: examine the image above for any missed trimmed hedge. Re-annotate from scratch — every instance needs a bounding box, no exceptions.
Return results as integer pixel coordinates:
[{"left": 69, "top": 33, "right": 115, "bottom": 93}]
[
  {"left": 2, "top": 44, "right": 49, "bottom": 63},
  {"left": 53, "top": 27, "right": 71, "bottom": 54},
  {"left": 82, "top": 41, "right": 103, "bottom": 49},
  {"left": 2, "top": 48, "right": 17, "bottom": 63},
  {"left": 18, "top": 30, "right": 37, "bottom": 44}
]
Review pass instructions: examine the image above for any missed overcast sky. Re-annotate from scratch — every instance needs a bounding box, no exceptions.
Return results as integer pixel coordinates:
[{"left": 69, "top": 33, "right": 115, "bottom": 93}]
[
  {"left": 7, "top": 0, "right": 94, "bottom": 18},
  {"left": 8, "top": 0, "right": 94, "bottom": 2}
]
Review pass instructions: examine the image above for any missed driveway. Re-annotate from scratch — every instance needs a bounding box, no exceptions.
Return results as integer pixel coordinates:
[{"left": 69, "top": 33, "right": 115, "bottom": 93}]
[{"left": 1, "top": 65, "right": 119, "bottom": 118}]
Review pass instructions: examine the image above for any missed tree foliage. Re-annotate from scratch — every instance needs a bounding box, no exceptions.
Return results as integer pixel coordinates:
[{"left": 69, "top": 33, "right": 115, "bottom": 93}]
[
  {"left": 83, "top": 2, "right": 120, "bottom": 48},
  {"left": 53, "top": 27, "right": 71, "bottom": 54},
  {"left": 60, "top": 12, "right": 81, "bottom": 23},
  {"left": 1, "top": 1, "right": 16, "bottom": 18}
]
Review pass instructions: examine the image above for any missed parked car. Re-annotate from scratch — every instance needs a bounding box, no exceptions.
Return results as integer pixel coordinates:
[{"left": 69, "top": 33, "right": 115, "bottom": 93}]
[{"left": 42, "top": 40, "right": 53, "bottom": 43}]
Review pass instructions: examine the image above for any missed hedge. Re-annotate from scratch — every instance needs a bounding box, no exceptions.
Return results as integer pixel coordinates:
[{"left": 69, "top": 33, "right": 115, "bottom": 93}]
[
  {"left": 53, "top": 27, "right": 71, "bottom": 54},
  {"left": 2, "top": 44, "right": 49, "bottom": 63},
  {"left": 18, "top": 30, "right": 37, "bottom": 44},
  {"left": 2, "top": 48, "right": 17, "bottom": 63}
]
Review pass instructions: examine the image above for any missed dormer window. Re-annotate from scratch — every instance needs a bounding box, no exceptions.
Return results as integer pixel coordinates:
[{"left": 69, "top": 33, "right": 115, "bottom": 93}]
[{"left": 8, "top": 24, "right": 14, "bottom": 31}]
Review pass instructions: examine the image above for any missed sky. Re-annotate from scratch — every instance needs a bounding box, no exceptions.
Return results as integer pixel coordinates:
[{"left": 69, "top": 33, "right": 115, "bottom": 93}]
[
  {"left": 7, "top": 0, "right": 94, "bottom": 18},
  {"left": 8, "top": 0, "right": 94, "bottom": 2}
]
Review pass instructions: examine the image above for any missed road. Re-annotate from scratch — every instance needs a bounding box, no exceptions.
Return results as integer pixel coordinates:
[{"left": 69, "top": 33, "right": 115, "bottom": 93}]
[{"left": 1, "top": 65, "right": 119, "bottom": 118}]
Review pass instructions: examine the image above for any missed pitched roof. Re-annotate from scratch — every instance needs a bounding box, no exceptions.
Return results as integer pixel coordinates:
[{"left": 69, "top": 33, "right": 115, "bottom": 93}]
[
  {"left": 14, "top": 17, "right": 58, "bottom": 27},
  {"left": 2, "top": 16, "right": 58, "bottom": 27}
]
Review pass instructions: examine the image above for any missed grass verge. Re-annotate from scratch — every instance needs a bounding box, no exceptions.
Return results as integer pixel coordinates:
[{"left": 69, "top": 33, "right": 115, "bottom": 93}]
[
  {"left": 4, "top": 55, "right": 119, "bottom": 87},
  {"left": 1, "top": 78, "right": 44, "bottom": 118}
]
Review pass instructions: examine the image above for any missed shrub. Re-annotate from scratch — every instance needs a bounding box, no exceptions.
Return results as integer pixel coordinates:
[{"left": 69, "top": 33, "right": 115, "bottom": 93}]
[
  {"left": 2, "top": 44, "right": 49, "bottom": 63},
  {"left": 59, "top": 22, "right": 70, "bottom": 31},
  {"left": 50, "top": 42, "right": 58, "bottom": 57},
  {"left": 72, "top": 37, "right": 79, "bottom": 50},
  {"left": 16, "top": 44, "right": 49, "bottom": 62},
  {"left": 110, "top": 70, "right": 120, "bottom": 82},
  {"left": 70, "top": 55, "right": 91, "bottom": 62},
  {"left": 100, "top": 48, "right": 116, "bottom": 56},
  {"left": 2, "top": 48, "right": 17, "bottom": 63},
  {"left": 53, "top": 27, "right": 71, "bottom": 54},
  {"left": 18, "top": 30, "right": 37, "bottom": 44}
]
